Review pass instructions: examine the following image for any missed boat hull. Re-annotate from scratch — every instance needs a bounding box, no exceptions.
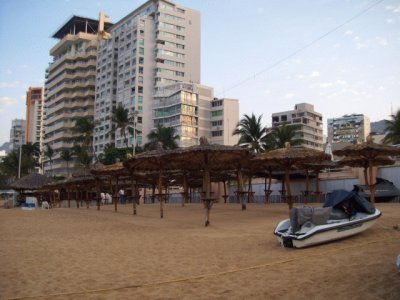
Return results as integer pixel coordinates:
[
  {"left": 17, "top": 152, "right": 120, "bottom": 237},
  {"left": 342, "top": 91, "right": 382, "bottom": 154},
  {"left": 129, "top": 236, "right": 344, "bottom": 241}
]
[{"left": 274, "top": 209, "right": 381, "bottom": 248}]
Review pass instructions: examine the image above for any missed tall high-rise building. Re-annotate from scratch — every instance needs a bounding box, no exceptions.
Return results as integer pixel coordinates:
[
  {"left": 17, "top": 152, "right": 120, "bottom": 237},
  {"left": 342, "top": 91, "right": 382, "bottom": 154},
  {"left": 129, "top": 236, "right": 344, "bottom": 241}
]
[
  {"left": 9, "top": 119, "right": 26, "bottom": 151},
  {"left": 327, "top": 114, "right": 371, "bottom": 144},
  {"left": 94, "top": 0, "right": 201, "bottom": 154},
  {"left": 43, "top": 15, "right": 112, "bottom": 176},
  {"left": 26, "top": 87, "right": 44, "bottom": 146},
  {"left": 272, "top": 103, "right": 324, "bottom": 150}
]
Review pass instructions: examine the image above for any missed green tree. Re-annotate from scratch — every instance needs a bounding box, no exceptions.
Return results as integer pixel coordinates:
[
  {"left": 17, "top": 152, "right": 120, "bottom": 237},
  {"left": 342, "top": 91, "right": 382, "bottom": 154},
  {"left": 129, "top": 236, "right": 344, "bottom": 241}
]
[
  {"left": 0, "top": 150, "right": 35, "bottom": 178},
  {"left": 383, "top": 109, "right": 400, "bottom": 145},
  {"left": 233, "top": 113, "right": 267, "bottom": 153},
  {"left": 44, "top": 144, "right": 54, "bottom": 176},
  {"left": 111, "top": 106, "right": 132, "bottom": 148},
  {"left": 72, "top": 117, "right": 95, "bottom": 151},
  {"left": 72, "top": 145, "right": 92, "bottom": 174},
  {"left": 22, "top": 142, "right": 40, "bottom": 167},
  {"left": 265, "top": 124, "right": 301, "bottom": 150},
  {"left": 99, "top": 143, "right": 129, "bottom": 165},
  {"left": 60, "top": 149, "right": 73, "bottom": 177},
  {"left": 144, "top": 125, "right": 179, "bottom": 151}
]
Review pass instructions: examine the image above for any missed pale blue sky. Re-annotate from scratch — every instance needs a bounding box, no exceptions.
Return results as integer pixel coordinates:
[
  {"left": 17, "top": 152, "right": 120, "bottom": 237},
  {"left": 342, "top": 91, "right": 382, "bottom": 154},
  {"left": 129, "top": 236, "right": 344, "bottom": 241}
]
[{"left": 0, "top": 0, "right": 399, "bottom": 145}]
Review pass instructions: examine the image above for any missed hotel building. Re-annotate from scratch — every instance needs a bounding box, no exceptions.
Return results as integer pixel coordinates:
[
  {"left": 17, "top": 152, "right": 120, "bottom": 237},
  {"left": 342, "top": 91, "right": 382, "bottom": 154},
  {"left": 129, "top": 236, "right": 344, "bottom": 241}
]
[
  {"left": 272, "top": 103, "right": 324, "bottom": 150},
  {"left": 327, "top": 114, "right": 371, "bottom": 144},
  {"left": 94, "top": 0, "right": 202, "bottom": 154},
  {"left": 152, "top": 82, "right": 239, "bottom": 147},
  {"left": 43, "top": 16, "right": 112, "bottom": 176},
  {"left": 25, "top": 87, "right": 44, "bottom": 146}
]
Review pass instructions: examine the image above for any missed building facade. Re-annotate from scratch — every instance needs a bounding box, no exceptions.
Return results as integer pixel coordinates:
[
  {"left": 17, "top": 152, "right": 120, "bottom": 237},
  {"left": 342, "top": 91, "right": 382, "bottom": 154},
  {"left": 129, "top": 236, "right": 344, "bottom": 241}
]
[
  {"left": 327, "top": 114, "right": 371, "bottom": 144},
  {"left": 152, "top": 82, "right": 239, "bottom": 147},
  {"left": 272, "top": 103, "right": 324, "bottom": 150},
  {"left": 9, "top": 119, "right": 26, "bottom": 151},
  {"left": 43, "top": 16, "right": 112, "bottom": 176},
  {"left": 94, "top": 0, "right": 201, "bottom": 155},
  {"left": 210, "top": 97, "right": 239, "bottom": 146},
  {"left": 25, "top": 87, "right": 44, "bottom": 146}
]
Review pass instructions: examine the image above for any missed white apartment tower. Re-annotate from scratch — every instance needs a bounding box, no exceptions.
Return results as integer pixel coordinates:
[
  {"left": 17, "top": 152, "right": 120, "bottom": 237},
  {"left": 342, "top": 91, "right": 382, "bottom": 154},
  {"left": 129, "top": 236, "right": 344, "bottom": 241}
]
[
  {"left": 272, "top": 103, "right": 324, "bottom": 150},
  {"left": 9, "top": 119, "right": 26, "bottom": 151},
  {"left": 327, "top": 114, "right": 371, "bottom": 144},
  {"left": 94, "top": 0, "right": 200, "bottom": 154},
  {"left": 44, "top": 16, "right": 112, "bottom": 176},
  {"left": 152, "top": 82, "right": 239, "bottom": 147}
]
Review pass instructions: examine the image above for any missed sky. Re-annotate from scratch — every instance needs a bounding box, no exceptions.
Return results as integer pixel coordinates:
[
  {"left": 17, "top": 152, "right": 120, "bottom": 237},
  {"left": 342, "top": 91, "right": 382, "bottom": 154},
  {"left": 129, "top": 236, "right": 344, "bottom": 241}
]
[{"left": 0, "top": 0, "right": 399, "bottom": 145}]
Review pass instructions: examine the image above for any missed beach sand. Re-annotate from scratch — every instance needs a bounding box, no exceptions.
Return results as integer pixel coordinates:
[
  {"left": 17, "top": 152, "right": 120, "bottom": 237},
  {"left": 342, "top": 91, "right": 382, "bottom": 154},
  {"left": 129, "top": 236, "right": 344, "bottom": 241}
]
[{"left": 0, "top": 202, "right": 399, "bottom": 299}]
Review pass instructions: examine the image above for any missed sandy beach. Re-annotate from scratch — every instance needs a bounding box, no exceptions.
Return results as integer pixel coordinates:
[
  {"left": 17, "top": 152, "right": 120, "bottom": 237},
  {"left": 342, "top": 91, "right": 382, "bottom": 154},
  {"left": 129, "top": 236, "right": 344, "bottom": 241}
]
[{"left": 0, "top": 202, "right": 399, "bottom": 299}]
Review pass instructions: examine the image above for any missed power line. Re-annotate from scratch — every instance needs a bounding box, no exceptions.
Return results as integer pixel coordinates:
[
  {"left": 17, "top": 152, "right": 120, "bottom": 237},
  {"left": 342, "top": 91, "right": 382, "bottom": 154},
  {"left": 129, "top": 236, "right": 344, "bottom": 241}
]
[{"left": 218, "top": 0, "right": 386, "bottom": 97}]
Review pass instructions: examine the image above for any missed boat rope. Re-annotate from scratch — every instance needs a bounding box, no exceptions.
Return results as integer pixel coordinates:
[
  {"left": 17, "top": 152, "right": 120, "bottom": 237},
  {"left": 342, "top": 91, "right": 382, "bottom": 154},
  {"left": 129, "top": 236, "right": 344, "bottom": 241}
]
[{"left": 3, "top": 236, "right": 393, "bottom": 300}]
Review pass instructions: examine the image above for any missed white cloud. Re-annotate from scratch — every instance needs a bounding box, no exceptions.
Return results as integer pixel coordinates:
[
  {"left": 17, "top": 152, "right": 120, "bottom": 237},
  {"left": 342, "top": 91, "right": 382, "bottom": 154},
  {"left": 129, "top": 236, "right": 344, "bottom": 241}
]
[
  {"left": 319, "top": 82, "right": 333, "bottom": 88},
  {"left": 0, "top": 96, "right": 18, "bottom": 106},
  {"left": 344, "top": 30, "right": 353, "bottom": 36},
  {"left": 386, "top": 5, "right": 400, "bottom": 13},
  {"left": 378, "top": 86, "right": 385, "bottom": 91},
  {"left": 336, "top": 79, "right": 347, "bottom": 85},
  {"left": 386, "top": 18, "right": 395, "bottom": 23},
  {"left": 263, "top": 89, "right": 271, "bottom": 95},
  {"left": 376, "top": 37, "right": 388, "bottom": 47},
  {"left": 285, "top": 93, "right": 294, "bottom": 99},
  {"left": 309, "top": 71, "right": 320, "bottom": 78},
  {"left": 356, "top": 42, "right": 368, "bottom": 49},
  {"left": 0, "top": 81, "right": 27, "bottom": 89}
]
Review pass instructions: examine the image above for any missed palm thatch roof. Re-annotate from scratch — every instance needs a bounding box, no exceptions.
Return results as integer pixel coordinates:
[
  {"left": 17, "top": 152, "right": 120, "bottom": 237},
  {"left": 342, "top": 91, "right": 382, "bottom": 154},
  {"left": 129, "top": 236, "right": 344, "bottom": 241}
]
[
  {"left": 253, "top": 143, "right": 331, "bottom": 167},
  {"left": 11, "top": 173, "right": 53, "bottom": 190},
  {"left": 338, "top": 155, "right": 395, "bottom": 168},
  {"left": 333, "top": 136, "right": 400, "bottom": 159}
]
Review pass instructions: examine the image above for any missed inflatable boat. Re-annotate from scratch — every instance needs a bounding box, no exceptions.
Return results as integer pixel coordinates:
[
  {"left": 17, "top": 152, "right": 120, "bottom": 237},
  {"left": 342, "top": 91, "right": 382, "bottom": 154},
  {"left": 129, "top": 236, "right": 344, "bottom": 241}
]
[{"left": 274, "top": 190, "right": 381, "bottom": 248}]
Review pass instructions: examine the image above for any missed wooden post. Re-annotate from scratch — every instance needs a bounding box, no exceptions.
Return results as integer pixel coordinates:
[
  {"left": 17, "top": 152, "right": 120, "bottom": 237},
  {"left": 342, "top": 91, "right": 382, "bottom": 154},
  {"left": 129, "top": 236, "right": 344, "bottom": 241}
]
[
  {"left": 76, "top": 188, "right": 80, "bottom": 208},
  {"left": 285, "top": 169, "right": 293, "bottom": 209},
  {"left": 132, "top": 177, "right": 137, "bottom": 215},
  {"left": 237, "top": 169, "right": 245, "bottom": 210},
  {"left": 114, "top": 176, "right": 119, "bottom": 212},
  {"left": 182, "top": 173, "right": 188, "bottom": 207},
  {"left": 158, "top": 170, "right": 163, "bottom": 218},
  {"left": 368, "top": 159, "right": 376, "bottom": 203}
]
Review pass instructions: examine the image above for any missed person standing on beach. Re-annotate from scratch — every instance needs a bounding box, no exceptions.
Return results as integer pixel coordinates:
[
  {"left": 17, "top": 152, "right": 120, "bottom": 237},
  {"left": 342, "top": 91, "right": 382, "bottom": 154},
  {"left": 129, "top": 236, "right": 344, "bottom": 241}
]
[{"left": 119, "top": 189, "right": 125, "bottom": 204}]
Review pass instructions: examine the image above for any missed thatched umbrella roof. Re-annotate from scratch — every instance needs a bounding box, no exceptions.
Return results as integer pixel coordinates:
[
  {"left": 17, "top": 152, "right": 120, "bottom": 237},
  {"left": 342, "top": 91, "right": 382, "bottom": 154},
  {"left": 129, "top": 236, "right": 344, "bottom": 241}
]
[
  {"left": 253, "top": 143, "right": 331, "bottom": 209},
  {"left": 90, "top": 162, "right": 129, "bottom": 177},
  {"left": 11, "top": 173, "right": 53, "bottom": 190},
  {"left": 124, "top": 137, "right": 252, "bottom": 224},
  {"left": 333, "top": 136, "right": 400, "bottom": 158},
  {"left": 337, "top": 155, "right": 395, "bottom": 169},
  {"left": 333, "top": 136, "right": 400, "bottom": 202}
]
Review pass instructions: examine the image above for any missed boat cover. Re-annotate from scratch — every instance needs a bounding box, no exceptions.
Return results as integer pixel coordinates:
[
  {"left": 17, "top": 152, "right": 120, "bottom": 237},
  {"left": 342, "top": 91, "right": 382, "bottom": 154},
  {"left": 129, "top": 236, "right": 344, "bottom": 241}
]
[
  {"left": 324, "top": 190, "right": 375, "bottom": 214},
  {"left": 290, "top": 207, "right": 332, "bottom": 233}
]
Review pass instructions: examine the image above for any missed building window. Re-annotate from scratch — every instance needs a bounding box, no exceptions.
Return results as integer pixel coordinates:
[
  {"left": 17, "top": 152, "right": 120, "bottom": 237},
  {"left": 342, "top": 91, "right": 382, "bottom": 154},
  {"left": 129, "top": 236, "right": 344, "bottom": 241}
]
[
  {"left": 212, "top": 110, "right": 223, "bottom": 117},
  {"left": 212, "top": 130, "right": 223, "bottom": 137}
]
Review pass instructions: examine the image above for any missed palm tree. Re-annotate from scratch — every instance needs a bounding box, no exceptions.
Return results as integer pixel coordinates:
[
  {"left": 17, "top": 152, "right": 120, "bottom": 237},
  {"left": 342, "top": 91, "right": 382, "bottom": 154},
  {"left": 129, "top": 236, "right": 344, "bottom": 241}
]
[
  {"left": 265, "top": 124, "right": 301, "bottom": 150},
  {"left": 72, "top": 117, "right": 95, "bottom": 150},
  {"left": 144, "top": 125, "right": 179, "bottom": 150},
  {"left": 99, "top": 143, "right": 129, "bottom": 165},
  {"left": 111, "top": 106, "right": 132, "bottom": 148},
  {"left": 72, "top": 145, "right": 92, "bottom": 174},
  {"left": 60, "top": 149, "right": 73, "bottom": 177},
  {"left": 383, "top": 109, "right": 400, "bottom": 145},
  {"left": 233, "top": 113, "right": 266, "bottom": 153},
  {"left": 22, "top": 142, "right": 41, "bottom": 167},
  {"left": 44, "top": 144, "right": 54, "bottom": 176}
]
